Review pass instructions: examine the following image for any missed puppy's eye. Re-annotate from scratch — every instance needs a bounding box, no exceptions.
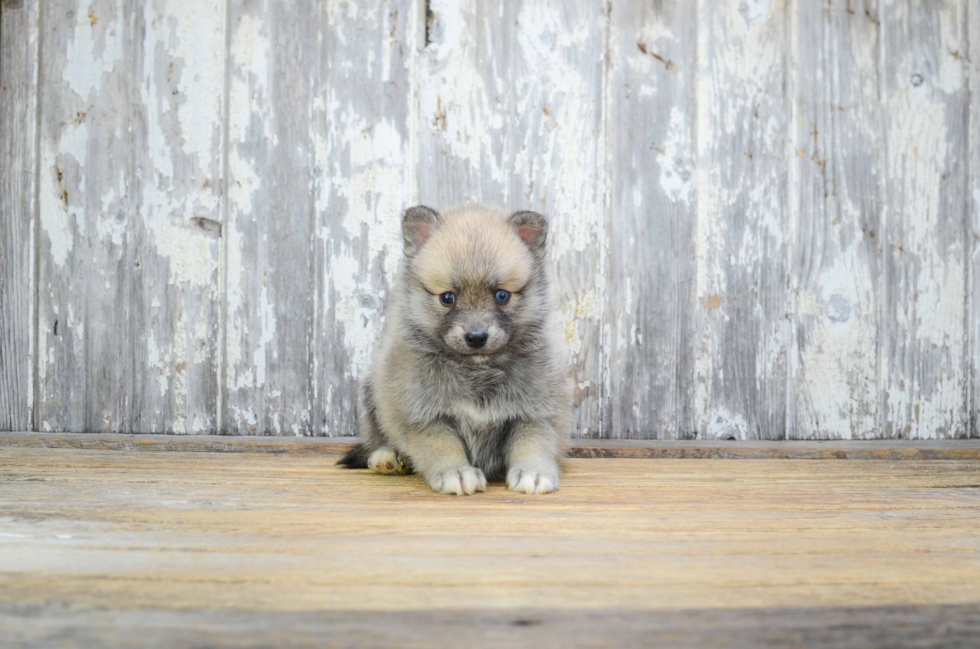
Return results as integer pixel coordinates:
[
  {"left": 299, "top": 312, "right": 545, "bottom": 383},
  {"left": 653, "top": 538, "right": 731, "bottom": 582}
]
[
  {"left": 439, "top": 292, "right": 456, "bottom": 307},
  {"left": 494, "top": 289, "right": 511, "bottom": 305}
]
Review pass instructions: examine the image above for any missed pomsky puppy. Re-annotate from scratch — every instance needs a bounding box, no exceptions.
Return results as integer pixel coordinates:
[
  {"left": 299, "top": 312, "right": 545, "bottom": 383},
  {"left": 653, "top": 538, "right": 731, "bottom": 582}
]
[{"left": 339, "top": 205, "right": 571, "bottom": 495}]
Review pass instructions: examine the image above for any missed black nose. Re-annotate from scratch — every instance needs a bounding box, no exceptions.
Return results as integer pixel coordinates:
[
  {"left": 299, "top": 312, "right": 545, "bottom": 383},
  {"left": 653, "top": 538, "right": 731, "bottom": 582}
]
[{"left": 464, "top": 331, "right": 488, "bottom": 349}]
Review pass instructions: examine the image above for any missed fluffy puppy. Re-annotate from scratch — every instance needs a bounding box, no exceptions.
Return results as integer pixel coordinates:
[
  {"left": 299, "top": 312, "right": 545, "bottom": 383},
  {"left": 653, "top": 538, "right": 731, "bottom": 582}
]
[{"left": 339, "top": 205, "right": 571, "bottom": 495}]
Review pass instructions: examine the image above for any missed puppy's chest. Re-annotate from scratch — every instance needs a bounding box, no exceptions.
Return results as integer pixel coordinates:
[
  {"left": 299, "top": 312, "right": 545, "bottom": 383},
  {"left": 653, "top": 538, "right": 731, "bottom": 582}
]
[
  {"left": 435, "top": 369, "right": 522, "bottom": 428},
  {"left": 448, "top": 398, "right": 513, "bottom": 430}
]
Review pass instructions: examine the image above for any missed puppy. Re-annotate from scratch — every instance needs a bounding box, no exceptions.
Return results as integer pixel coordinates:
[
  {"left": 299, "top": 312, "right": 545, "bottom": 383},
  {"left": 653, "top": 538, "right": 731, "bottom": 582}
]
[{"left": 339, "top": 205, "right": 571, "bottom": 495}]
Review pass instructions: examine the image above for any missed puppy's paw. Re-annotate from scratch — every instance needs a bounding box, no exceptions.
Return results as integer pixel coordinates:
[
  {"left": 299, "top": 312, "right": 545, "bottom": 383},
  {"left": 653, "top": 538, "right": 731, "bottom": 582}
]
[
  {"left": 506, "top": 465, "right": 559, "bottom": 495},
  {"left": 427, "top": 466, "right": 487, "bottom": 495},
  {"left": 367, "top": 448, "right": 410, "bottom": 475}
]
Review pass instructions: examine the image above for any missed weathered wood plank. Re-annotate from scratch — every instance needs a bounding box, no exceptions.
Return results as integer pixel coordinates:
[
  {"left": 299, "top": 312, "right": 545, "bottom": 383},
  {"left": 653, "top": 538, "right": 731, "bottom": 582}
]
[
  {"left": 603, "top": 2, "right": 696, "bottom": 439},
  {"left": 5, "top": 604, "right": 980, "bottom": 649},
  {"left": 419, "top": 0, "right": 607, "bottom": 436},
  {"left": 694, "top": 0, "right": 790, "bottom": 440},
  {"left": 970, "top": 0, "right": 980, "bottom": 438},
  {"left": 224, "top": 0, "right": 416, "bottom": 436},
  {"left": 880, "top": 0, "right": 970, "bottom": 438},
  {"left": 223, "top": 0, "right": 319, "bottom": 434},
  {"left": 35, "top": 0, "right": 224, "bottom": 432},
  {"left": 787, "top": 0, "right": 882, "bottom": 439},
  {"left": 0, "top": 0, "right": 38, "bottom": 431},
  {"left": 310, "top": 1, "right": 417, "bottom": 435}
]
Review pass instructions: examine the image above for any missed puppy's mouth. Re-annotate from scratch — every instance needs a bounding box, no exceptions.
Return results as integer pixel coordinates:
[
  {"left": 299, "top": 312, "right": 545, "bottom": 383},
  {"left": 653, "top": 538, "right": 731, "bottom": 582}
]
[
  {"left": 460, "top": 347, "right": 497, "bottom": 358},
  {"left": 446, "top": 343, "right": 504, "bottom": 360}
]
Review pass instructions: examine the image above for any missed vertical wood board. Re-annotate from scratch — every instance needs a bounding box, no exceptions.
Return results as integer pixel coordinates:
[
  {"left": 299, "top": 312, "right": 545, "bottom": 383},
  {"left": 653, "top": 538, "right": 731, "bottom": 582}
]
[
  {"left": 0, "top": 0, "right": 39, "bottom": 431},
  {"left": 969, "top": 0, "right": 980, "bottom": 438},
  {"left": 223, "top": 0, "right": 318, "bottom": 434},
  {"left": 787, "top": 0, "right": 882, "bottom": 439},
  {"left": 603, "top": 1, "right": 696, "bottom": 439},
  {"left": 34, "top": 0, "right": 224, "bottom": 433},
  {"left": 880, "top": 0, "right": 970, "bottom": 438},
  {"left": 694, "top": 0, "right": 791, "bottom": 440}
]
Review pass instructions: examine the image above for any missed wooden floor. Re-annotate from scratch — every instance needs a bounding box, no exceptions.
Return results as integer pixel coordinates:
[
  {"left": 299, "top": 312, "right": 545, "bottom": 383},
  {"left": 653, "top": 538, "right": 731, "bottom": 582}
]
[{"left": 2, "top": 441, "right": 980, "bottom": 647}]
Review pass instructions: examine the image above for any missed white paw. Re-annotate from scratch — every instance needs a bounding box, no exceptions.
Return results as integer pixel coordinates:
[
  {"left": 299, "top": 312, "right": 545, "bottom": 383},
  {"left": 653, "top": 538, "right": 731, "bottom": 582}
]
[
  {"left": 506, "top": 465, "right": 559, "bottom": 495},
  {"left": 367, "top": 448, "right": 409, "bottom": 475},
  {"left": 427, "top": 466, "right": 487, "bottom": 495}
]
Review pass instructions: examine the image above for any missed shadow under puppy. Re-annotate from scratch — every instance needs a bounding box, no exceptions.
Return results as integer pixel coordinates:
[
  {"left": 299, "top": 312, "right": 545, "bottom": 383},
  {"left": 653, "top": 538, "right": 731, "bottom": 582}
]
[{"left": 339, "top": 206, "right": 571, "bottom": 495}]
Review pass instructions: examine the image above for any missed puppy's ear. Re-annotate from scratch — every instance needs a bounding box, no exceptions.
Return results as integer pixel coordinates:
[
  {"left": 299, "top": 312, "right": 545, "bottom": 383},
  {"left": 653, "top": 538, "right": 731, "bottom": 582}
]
[
  {"left": 402, "top": 205, "right": 442, "bottom": 257},
  {"left": 509, "top": 210, "right": 548, "bottom": 257}
]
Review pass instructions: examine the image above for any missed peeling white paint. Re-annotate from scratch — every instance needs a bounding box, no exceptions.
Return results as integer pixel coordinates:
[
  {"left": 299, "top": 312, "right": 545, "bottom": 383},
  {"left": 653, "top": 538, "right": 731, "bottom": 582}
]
[
  {"left": 61, "top": 5, "right": 123, "bottom": 101},
  {"left": 225, "top": 7, "right": 270, "bottom": 406},
  {"left": 333, "top": 112, "right": 406, "bottom": 282},
  {"left": 882, "top": 47, "right": 966, "bottom": 438},
  {"left": 695, "top": 0, "right": 789, "bottom": 438},
  {"left": 706, "top": 408, "right": 749, "bottom": 440},
  {"left": 40, "top": 120, "right": 88, "bottom": 268},
  {"left": 232, "top": 406, "right": 257, "bottom": 427},
  {"left": 656, "top": 107, "right": 694, "bottom": 204},
  {"left": 169, "top": 0, "right": 225, "bottom": 185},
  {"left": 139, "top": 3, "right": 221, "bottom": 289},
  {"left": 326, "top": 245, "right": 375, "bottom": 380},
  {"left": 23, "top": 0, "right": 976, "bottom": 439},
  {"left": 421, "top": 0, "right": 508, "bottom": 195},
  {"left": 251, "top": 286, "right": 276, "bottom": 389},
  {"left": 147, "top": 335, "right": 169, "bottom": 397}
]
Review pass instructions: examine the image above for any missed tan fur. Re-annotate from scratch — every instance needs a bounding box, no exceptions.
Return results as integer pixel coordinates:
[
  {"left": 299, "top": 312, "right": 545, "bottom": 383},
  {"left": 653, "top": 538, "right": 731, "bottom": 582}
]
[
  {"left": 413, "top": 207, "right": 534, "bottom": 294},
  {"left": 341, "top": 206, "right": 571, "bottom": 496}
]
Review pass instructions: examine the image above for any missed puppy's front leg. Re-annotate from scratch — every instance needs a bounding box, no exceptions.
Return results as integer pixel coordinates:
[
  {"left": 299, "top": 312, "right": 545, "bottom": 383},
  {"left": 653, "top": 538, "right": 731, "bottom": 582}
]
[
  {"left": 405, "top": 422, "right": 486, "bottom": 496},
  {"left": 506, "top": 420, "right": 561, "bottom": 495}
]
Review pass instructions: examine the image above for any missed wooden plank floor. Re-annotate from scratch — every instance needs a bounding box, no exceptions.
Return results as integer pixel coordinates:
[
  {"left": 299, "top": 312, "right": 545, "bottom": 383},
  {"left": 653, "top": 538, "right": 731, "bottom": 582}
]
[{"left": 2, "top": 443, "right": 980, "bottom": 647}]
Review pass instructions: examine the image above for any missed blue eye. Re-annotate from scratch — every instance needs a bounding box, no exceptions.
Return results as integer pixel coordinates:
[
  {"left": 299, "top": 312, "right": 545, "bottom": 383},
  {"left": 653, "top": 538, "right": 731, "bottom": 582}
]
[
  {"left": 439, "top": 292, "right": 456, "bottom": 307},
  {"left": 494, "top": 289, "right": 510, "bottom": 305}
]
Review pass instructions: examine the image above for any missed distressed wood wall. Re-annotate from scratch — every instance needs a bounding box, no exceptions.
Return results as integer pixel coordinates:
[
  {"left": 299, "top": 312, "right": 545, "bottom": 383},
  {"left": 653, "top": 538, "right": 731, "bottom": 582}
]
[{"left": 1, "top": 0, "right": 978, "bottom": 439}]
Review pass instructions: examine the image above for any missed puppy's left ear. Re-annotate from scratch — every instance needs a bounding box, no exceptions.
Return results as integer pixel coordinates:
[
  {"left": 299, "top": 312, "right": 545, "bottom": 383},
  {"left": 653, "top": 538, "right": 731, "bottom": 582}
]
[{"left": 509, "top": 210, "right": 548, "bottom": 257}]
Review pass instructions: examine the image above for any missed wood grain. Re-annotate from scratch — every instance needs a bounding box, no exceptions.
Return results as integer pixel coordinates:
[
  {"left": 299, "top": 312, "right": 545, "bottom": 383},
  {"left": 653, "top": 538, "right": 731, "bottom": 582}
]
[
  {"left": 34, "top": 0, "right": 224, "bottom": 432},
  {"left": 1, "top": 447, "right": 978, "bottom": 624},
  {"left": 419, "top": 0, "right": 607, "bottom": 436},
  {"left": 880, "top": 0, "right": 970, "bottom": 438},
  {"left": 5, "top": 604, "right": 980, "bottom": 649},
  {"left": 970, "top": 0, "right": 980, "bottom": 439},
  {"left": 788, "top": 0, "right": 881, "bottom": 439},
  {"left": 224, "top": 0, "right": 416, "bottom": 436},
  {"left": 694, "top": 0, "right": 790, "bottom": 440},
  {"left": 223, "top": 0, "right": 319, "bottom": 434},
  {"left": 603, "top": 1, "right": 696, "bottom": 439},
  {"left": 0, "top": 0, "right": 38, "bottom": 431}
]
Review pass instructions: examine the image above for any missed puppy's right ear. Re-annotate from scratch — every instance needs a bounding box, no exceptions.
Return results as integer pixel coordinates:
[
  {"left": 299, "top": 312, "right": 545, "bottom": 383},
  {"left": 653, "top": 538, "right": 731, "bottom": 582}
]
[{"left": 402, "top": 205, "right": 442, "bottom": 257}]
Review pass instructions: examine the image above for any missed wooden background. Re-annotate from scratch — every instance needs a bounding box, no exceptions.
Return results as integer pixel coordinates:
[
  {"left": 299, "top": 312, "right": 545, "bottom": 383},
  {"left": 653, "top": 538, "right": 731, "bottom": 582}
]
[{"left": 1, "top": 0, "right": 978, "bottom": 440}]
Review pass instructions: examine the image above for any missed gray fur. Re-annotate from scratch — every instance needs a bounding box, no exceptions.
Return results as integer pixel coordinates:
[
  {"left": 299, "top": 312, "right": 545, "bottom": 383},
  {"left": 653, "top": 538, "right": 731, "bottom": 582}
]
[{"left": 341, "top": 206, "right": 571, "bottom": 495}]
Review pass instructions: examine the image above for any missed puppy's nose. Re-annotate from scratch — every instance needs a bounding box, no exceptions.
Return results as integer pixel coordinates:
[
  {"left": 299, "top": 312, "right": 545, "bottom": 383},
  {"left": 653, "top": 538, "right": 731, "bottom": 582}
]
[{"left": 464, "top": 331, "right": 489, "bottom": 349}]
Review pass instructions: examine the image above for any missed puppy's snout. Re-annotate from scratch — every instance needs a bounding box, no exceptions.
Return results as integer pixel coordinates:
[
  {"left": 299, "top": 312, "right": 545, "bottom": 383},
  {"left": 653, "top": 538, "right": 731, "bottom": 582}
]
[{"left": 464, "top": 330, "right": 489, "bottom": 349}]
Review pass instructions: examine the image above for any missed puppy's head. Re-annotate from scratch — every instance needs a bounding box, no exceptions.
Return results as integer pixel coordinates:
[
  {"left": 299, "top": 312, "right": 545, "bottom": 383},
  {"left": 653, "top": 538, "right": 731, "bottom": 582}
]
[{"left": 400, "top": 205, "right": 549, "bottom": 360}]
